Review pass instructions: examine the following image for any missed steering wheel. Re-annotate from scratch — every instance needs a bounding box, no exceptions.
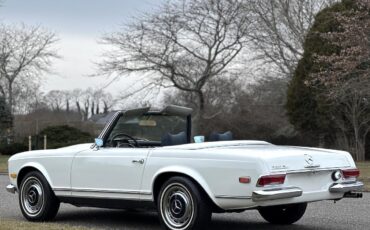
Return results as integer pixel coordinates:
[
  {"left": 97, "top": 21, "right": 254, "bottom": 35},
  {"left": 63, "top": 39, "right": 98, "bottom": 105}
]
[{"left": 109, "top": 133, "right": 139, "bottom": 148}]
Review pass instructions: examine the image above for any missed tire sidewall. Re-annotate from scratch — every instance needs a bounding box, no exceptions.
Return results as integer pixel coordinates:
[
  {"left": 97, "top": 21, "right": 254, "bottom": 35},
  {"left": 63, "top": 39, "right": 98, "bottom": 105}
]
[
  {"left": 19, "top": 171, "right": 55, "bottom": 221},
  {"left": 157, "top": 176, "right": 210, "bottom": 230}
]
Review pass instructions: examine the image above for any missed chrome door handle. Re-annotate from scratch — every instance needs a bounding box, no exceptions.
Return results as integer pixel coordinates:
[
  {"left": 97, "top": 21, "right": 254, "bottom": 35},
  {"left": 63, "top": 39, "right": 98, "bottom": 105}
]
[{"left": 132, "top": 159, "right": 144, "bottom": 164}]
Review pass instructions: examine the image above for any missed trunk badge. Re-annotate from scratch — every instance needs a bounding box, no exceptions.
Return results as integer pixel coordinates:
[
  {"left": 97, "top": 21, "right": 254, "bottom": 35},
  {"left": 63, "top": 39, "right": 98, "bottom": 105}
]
[
  {"left": 272, "top": 165, "right": 288, "bottom": 170},
  {"left": 304, "top": 154, "right": 320, "bottom": 168}
]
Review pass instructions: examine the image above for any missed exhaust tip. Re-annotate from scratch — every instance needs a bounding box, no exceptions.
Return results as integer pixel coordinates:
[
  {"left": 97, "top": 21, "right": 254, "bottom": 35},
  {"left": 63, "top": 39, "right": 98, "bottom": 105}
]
[{"left": 344, "top": 192, "right": 363, "bottom": 198}]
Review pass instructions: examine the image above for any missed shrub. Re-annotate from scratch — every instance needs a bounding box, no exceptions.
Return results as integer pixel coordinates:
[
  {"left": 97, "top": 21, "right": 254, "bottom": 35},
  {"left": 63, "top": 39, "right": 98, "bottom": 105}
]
[
  {"left": 0, "top": 143, "right": 28, "bottom": 155},
  {"left": 39, "top": 125, "right": 93, "bottom": 149}
]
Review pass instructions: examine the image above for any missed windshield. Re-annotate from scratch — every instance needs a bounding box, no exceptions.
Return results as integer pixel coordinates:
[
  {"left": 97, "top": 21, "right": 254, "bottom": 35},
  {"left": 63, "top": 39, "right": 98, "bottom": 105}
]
[{"left": 107, "top": 114, "right": 187, "bottom": 143}]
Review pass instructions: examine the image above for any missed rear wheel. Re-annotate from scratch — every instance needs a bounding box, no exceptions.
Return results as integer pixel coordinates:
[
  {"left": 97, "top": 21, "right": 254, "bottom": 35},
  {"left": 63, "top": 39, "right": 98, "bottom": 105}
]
[
  {"left": 19, "top": 171, "right": 60, "bottom": 221},
  {"left": 258, "top": 203, "right": 307, "bottom": 225},
  {"left": 157, "top": 176, "right": 212, "bottom": 230}
]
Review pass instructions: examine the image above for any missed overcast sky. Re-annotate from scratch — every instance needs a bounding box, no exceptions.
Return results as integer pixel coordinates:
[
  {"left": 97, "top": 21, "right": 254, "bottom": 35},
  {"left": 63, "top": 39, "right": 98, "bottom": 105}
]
[{"left": 0, "top": 0, "right": 163, "bottom": 95}]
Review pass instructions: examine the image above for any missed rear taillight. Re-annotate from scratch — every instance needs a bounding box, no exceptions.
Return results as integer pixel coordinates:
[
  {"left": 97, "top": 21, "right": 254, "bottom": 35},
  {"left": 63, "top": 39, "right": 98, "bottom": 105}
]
[
  {"left": 342, "top": 169, "right": 360, "bottom": 179},
  {"left": 257, "top": 174, "right": 286, "bottom": 187}
]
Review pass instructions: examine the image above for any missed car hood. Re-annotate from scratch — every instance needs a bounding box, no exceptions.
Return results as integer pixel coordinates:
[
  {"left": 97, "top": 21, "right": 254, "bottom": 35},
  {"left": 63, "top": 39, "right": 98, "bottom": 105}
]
[{"left": 9, "top": 143, "right": 93, "bottom": 161}]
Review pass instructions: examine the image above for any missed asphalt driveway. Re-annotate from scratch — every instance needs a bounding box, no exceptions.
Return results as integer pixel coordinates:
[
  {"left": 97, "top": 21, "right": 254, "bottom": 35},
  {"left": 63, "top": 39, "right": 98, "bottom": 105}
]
[{"left": 1, "top": 175, "right": 369, "bottom": 230}]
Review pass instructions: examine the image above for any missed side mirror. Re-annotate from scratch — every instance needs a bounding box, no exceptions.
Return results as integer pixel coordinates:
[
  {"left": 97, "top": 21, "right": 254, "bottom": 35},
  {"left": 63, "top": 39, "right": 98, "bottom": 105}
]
[{"left": 95, "top": 138, "right": 104, "bottom": 147}]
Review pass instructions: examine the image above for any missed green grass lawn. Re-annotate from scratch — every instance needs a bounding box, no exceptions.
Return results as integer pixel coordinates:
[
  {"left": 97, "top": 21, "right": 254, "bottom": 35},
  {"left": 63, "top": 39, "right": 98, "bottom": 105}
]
[
  {"left": 0, "top": 218, "right": 89, "bottom": 230},
  {"left": 0, "top": 154, "right": 369, "bottom": 190},
  {"left": 0, "top": 155, "right": 9, "bottom": 173},
  {"left": 357, "top": 161, "right": 370, "bottom": 192}
]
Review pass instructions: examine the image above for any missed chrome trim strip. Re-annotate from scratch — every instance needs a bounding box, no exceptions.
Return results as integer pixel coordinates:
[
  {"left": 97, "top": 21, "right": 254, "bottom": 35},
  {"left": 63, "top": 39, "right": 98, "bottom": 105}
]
[
  {"left": 6, "top": 184, "right": 16, "bottom": 194},
  {"left": 58, "top": 195, "right": 153, "bottom": 202},
  {"left": 273, "top": 167, "right": 352, "bottom": 174},
  {"left": 53, "top": 188, "right": 152, "bottom": 196},
  {"left": 329, "top": 181, "right": 364, "bottom": 193},
  {"left": 98, "top": 111, "right": 121, "bottom": 139},
  {"left": 53, "top": 187, "right": 71, "bottom": 192},
  {"left": 215, "top": 195, "right": 252, "bottom": 200},
  {"left": 304, "top": 164, "right": 321, "bottom": 169},
  {"left": 252, "top": 187, "right": 303, "bottom": 202},
  {"left": 141, "top": 191, "right": 153, "bottom": 195},
  {"left": 73, "top": 188, "right": 141, "bottom": 194}
]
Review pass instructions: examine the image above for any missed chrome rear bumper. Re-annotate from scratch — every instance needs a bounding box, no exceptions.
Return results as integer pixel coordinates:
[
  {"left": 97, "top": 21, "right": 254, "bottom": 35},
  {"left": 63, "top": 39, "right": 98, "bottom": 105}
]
[
  {"left": 252, "top": 187, "right": 302, "bottom": 202},
  {"left": 252, "top": 181, "right": 363, "bottom": 202},
  {"left": 6, "top": 184, "right": 16, "bottom": 194},
  {"left": 329, "top": 181, "right": 364, "bottom": 193}
]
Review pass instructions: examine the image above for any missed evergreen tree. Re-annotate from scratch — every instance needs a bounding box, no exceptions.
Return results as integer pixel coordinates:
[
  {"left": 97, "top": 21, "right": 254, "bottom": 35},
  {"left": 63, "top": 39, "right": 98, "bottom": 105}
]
[{"left": 287, "top": 0, "right": 370, "bottom": 160}]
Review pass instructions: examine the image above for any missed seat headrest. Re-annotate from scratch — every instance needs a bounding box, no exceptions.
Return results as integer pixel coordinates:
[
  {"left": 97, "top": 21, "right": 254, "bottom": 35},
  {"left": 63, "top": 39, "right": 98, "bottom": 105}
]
[
  {"left": 209, "top": 131, "right": 233, "bottom": 142},
  {"left": 161, "top": 131, "right": 188, "bottom": 146}
]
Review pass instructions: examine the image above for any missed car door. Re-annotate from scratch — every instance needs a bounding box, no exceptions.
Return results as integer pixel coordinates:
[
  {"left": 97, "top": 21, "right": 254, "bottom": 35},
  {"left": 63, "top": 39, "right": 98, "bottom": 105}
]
[{"left": 70, "top": 146, "right": 149, "bottom": 200}]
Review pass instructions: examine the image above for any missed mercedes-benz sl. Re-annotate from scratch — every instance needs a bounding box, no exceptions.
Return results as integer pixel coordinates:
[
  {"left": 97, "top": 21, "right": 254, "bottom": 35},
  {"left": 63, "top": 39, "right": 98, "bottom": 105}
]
[{"left": 6, "top": 105, "right": 363, "bottom": 230}]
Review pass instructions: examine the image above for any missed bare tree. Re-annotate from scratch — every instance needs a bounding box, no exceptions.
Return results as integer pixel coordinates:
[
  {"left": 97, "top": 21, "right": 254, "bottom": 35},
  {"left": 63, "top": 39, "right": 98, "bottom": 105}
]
[
  {"left": 12, "top": 78, "right": 45, "bottom": 114},
  {"left": 0, "top": 24, "right": 59, "bottom": 115},
  {"left": 101, "top": 92, "right": 114, "bottom": 114},
  {"left": 164, "top": 74, "right": 241, "bottom": 120},
  {"left": 248, "top": 0, "right": 336, "bottom": 77},
  {"left": 92, "top": 90, "right": 114, "bottom": 114},
  {"left": 62, "top": 90, "right": 72, "bottom": 113},
  {"left": 45, "top": 90, "right": 65, "bottom": 112},
  {"left": 71, "top": 89, "right": 83, "bottom": 118},
  {"left": 99, "top": 0, "right": 251, "bottom": 121},
  {"left": 80, "top": 88, "right": 93, "bottom": 121},
  {"left": 327, "top": 82, "right": 370, "bottom": 161}
]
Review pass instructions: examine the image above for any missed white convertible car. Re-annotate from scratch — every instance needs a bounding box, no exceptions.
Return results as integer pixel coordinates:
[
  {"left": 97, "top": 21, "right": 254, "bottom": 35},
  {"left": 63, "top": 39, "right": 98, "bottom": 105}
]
[{"left": 6, "top": 105, "right": 363, "bottom": 230}]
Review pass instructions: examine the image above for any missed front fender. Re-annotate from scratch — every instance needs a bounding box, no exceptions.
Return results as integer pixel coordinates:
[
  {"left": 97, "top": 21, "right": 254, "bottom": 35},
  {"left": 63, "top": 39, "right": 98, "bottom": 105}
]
[
  {"left": 152, "top": 165, "right": 218, "bottom": 205},
  {"left": 17, "top": 162, "right": 53, "bottom": 188}
]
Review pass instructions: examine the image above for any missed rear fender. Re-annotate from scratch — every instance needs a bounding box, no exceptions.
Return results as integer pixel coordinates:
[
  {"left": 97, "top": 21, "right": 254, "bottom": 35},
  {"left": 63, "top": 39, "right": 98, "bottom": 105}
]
[{"left": 152, "top": 166, "right": 218, "bottom": 205}]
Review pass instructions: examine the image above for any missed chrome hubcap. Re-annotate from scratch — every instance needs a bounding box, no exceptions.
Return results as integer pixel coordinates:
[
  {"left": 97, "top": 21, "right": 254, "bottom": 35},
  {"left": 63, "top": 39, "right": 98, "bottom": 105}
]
[
  {"left": 21, "top": 177, "right": 44, "bottom": 216},
  {"left": 160, "top": 183, "right": 194, "bottom": 230}
]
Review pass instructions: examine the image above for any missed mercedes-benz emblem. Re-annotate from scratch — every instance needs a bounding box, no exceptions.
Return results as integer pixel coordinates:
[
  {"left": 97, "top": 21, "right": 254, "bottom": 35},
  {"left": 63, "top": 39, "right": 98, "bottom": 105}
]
[
  {"left": 172, "top": 199, "right": 183, "bottom": 214},
  {"left": 305, "top": 154, "right": 314, "bottom": 166}
]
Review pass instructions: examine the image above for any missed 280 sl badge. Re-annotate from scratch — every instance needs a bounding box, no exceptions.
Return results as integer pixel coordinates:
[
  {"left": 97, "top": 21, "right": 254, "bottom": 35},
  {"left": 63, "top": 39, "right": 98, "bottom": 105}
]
[{"left": 272, "top": 165, "right": 288, "bottom": 170}]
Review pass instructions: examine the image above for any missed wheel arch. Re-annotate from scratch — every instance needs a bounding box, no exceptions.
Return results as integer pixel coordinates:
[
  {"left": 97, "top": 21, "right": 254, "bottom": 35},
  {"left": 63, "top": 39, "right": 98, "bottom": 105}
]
[
  {"left": 151, "top": 166, "right": 222, "bottom": 211},
  {"left": 17, "top": 163, "right": 53, "bottom": 189}
]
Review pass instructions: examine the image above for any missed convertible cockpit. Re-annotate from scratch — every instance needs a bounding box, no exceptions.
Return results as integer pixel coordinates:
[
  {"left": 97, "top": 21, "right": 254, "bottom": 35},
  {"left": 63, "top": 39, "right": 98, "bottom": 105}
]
[{"left": 98, "top": 105, "right": 192, "bottom": 148}]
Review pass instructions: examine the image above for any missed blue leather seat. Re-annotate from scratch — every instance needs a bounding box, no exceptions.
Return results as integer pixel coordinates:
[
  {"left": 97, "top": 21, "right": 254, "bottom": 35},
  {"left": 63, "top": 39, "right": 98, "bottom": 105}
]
[
  {"left": 209, "top": 131, "right": 233, "bottom": 142},
  {"left": 161, "top": 132, "right": 188, "bottom": 146}
]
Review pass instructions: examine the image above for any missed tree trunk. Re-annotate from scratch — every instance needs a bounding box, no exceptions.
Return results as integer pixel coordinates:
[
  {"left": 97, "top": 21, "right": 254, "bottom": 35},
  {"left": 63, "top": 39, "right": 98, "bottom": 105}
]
[
  {"left": 356, "top": 138, "right": 366, "bottom": 161},
  {"left": 7, "top": 80, "right": 13, "bottom": 114},
  {"left": 76, "top": 101, "right": 82, "bottom": 120},
  {"left": 192, "top": 90, "right": 206, "bottom": 137},
  {"left": 103, "top": 101, "right": 108, "bottom": 114},
  {"left": 66, "top": 100, "right": 70, "bottom": 113},
  {"left": 96, "top": 103, "right": 100, "bottom": 114},
  {"left": 91, "top": 101, "right": 95, "bottom": 116},
  {"left": 349, "top": 132, "right": 366, "bottom": 161},
  {"left": 7, "top": 80, "right": 14, "bottom": 130}
]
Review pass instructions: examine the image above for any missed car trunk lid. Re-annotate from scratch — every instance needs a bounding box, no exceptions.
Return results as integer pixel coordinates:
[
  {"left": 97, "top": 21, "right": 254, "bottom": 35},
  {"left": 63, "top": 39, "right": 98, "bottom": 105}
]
[{"left": 256, "top": 146, "right": 352, "bottom": 172}]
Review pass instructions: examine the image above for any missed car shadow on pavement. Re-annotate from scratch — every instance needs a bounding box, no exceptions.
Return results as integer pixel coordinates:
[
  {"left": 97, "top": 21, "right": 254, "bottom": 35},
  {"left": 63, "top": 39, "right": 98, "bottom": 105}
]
[{"left": 54, "top": 209, "right": 318, "bottom": 230}]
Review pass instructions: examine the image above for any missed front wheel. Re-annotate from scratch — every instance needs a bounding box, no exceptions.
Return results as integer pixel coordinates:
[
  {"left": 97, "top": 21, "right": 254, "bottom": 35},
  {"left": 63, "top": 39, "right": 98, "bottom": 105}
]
[
  {"left": 19, "top": 171, "right": 60, "bottom": 221},
  {"left": 157, "top": 176, "right": 212, "bottom": 230},
  {"left": 258, "top": 203, "right": 307, "bottom": 225}
]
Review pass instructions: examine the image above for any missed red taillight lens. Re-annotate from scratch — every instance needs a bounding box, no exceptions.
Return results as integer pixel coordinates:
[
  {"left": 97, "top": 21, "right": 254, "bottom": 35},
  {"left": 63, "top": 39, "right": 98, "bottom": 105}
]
[
  {"left": 342, "top": 169, "right": 360, "bottom": 179},
  {"left": 257, "top": 174, "right": 286, "bottom": 187}
]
